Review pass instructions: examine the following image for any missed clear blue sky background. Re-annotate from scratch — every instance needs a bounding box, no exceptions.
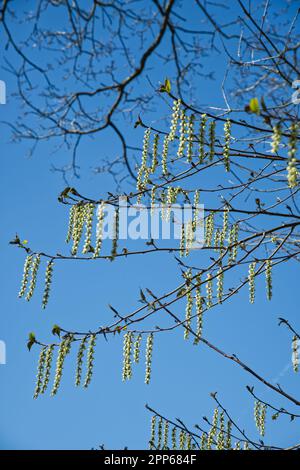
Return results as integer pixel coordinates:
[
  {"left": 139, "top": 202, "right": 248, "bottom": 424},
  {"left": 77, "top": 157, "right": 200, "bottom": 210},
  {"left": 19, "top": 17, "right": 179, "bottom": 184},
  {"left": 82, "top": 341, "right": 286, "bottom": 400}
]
[{"left": 0, "top": 0, "right": 299, "bottom": 450}]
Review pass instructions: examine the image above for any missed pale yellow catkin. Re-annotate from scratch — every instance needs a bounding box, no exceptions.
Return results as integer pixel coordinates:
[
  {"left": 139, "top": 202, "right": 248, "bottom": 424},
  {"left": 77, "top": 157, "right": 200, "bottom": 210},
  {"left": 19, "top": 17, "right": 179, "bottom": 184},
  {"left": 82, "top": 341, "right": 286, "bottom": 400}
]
[
  {"left": 248, "top": 262, "right": 256, "bottom": 304},
  {"left": 93, "top": 201, "right": 105, "bottom": 258},
  {"left": 82, "top": 203, "right": 95, "bottom": 254},
  {"left": 206, "top": 273, "right": 213, "bottom": 308},
  {"left": 149, "top": 416, "right": 156, "bottom": 450},
  {"left": 41, "top": 345, "right": 54, "bottom": 394},
  {"left": 51, "top": 335, "right": 73, "bottom": 396},
  {"left": 199, "top": 114, "right": 207, "bottom": 162},
  {"left": 42, "top": 260, "right": 54, "bottom": 309},
  {"left": 33, "top": 347, "right": 47, "bottom": 399},
  {"left": 66, "top": 205, "right": 76, "bottom": 243},
  {"left": 122, "top": 332, "right": 133, "bottom": 381},
  {"left": 133, "top": 334, "right": 142, "bottom": 364},
  {"left": 265, "top": 259, "right": 272, "bottom": 300},
  {"left": 186, "top": 114, "right": 195, "bottom": 163},
  {"left": 287, "top": 122, "right": 298, "bottom": 188},
  {"left": 180, "top": 223, "right": 186, "bottom": 257},
  {"left": 145, "top": 333, "right": 154, "bottom": 384},
  {"left": 168, "top": 99, "right": 181, "bottom": 141},
  {"left": 184, "top": 290, "right": 193, "bottom": 340},
  {"left": 177, "top": 110, "right": 186, "bottom": 158},
  {"left": 223, "top": 119, "right": 231, "bottom": 172},
  {"left": 26, "top": 254, "right": 41, "bottom": 301},
  {"left": 75, "top": 335, "right": 88, "bottom": 386},
  {"left": 71, "top": 204, "right": 85, "bottom": 255},
  {"left": 194, "top": 284, "right": 203, "bottom": 345},
  {"left": 209, "top": 120, "right": 216, "bottom": 161},
  {"left": 18, "top": 255, "right": 33, "bottom": 298},
  {"left": 271, "top": 124, "right": 281, "bottom": 154},
  {"left": 83, "top": 334, "right": 97, "bottom": 388}
]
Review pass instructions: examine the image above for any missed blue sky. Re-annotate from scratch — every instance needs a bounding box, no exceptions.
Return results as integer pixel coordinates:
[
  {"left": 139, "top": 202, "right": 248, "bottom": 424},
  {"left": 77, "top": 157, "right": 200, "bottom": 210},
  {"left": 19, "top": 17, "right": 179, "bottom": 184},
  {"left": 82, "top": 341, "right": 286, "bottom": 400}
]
[{"left": 0, "top": 0, "right": 299, "bottom": 450}]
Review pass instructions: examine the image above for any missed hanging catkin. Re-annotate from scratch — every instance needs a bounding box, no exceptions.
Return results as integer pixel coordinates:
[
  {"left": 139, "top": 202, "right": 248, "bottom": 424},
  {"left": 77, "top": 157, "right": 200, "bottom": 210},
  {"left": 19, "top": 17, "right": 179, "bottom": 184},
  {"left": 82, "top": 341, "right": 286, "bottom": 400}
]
[
  {"left": 137, "top": 128, "right": 151, "bottom": 193},
  {"left": 75, "top": 335, "right": 88, "bottom": 386},
  {"left": 248, "top": 262, "right": 256, "bottom": 304},
  {"left": 221, "top": 206, "right": 229, "bottom": 243},
  {"left": 265, "top": 259, "right": 272, "bottom": 300},
  {"left": 41, "top": 345, "right": 54, "bottom": 394},
  {"left": 26, "top": 254, "right": 41, "bottom": 301},
  {"left": 185, "top": 220, "right": 194, "bottom": 256},
  {"left": 93, "top": 201, "right": 105, "bottom": 258},
  {"left": 180, "top": 223, "right": 185, "bottom": 258},
  {"left": 151, "top": 134, "right": 159, "bottom": 173},
  {"left": 145, "top": 333, "right": 154, "bottom": 384},
  {"left": 33, "top": 346, "right": 47, "bottom": 399},
  {"left": 199, "top": 114, "right": 207, "bottom": 163},
  {"left": 51, "top": 335, "right": 73, "bottom": 396},
  {"left": 179, "top": 429, "right": 186, "bottom": 450},
  {"left": 42, "top": 260, "right": 54, "bottom": 309},
  {"left": 171, "top": 426, "right": 177, "bottom": 450},
  {"left": 66, "top": 205, "right": 76, "bottom": 243},
  {"left": 82, "top": 203, "right": 95, "bottom": 254},
  {"left": 111, "top": 207, "right": 119, "bottom": 260},
  {"left": 163, "top": 420, "right": 169, "bottom": 450},
  {"left": 287, "top": 122, "right": 298, "bottom": 188},
  {"left": 149, "top": 416, "right": 156, "bottom": 450},
  {"left": 168, "top": 99, "right": 181, "bottom": 141},
  {"left": 184, "top": 290, "right": 193, "bottom": 340},
  {"left": 217, "top": 411, "right": 225, "bottom": 450},
  {"left": 71, "top": 204, "right": 85, "bottom": 255},
  {"left": 206, "top": 273, "right": 213, "bottom": 308},
  {"left": 177, "top": 110, "right": 186, "bottom": 158},
  {"left": 228, "top": 223, "right": 239, "bottom": 264},
  {"left": 217, "top": 266, "right": 224, "bottom": 303},
  {"left": 186, "top": 114, "right": 195, "bottom": 163},
  {"left": 122, "top": 332, "right": 133, "bottom": 381},
  {"left": 133, "top": 334, "right": 142, "bottom": 364},
  {"left": 194, "top": 284, "right": 203, "bottom": 345},
  {"left": 205, "top": 213, "right": 214, "bottom": 246},
  {"left": 157, "top": 417, "right": 163, "bottom": 449},
  {"left": 209, "top": 120, "right": 216, "bottom": 161},
  {"left": 18, "top": 255, "right": 33, "bottom": 298},
  {"left": 161, "top": 135, "right": 169, "bottom": 176},
  {"left": 271, "top": 123, "right": 281, "bottom": 154},
  {"left": 223, "top": 119, "right": 231, "bottom": 172},
  {"left": 83, "top": 334, "right": 97, "bottom": 388}
]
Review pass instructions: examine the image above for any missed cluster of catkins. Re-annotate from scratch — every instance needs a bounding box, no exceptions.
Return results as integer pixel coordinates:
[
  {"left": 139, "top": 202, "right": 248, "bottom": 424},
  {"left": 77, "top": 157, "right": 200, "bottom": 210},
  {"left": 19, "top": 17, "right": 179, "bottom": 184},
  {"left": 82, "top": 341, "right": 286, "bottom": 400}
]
[
  {"left": 33, "top": 333, "right": 97, "bottom": 398},
  {"left": 254, "top": 401, "right": 267, "bottom": 437},
  {"left": 135, "top": 100, "right": 231, "bottom": 209},
  {"left": 149, "top": 416, "right": 195, "bottom": 450},
  {"left": 122, "top": 332, "right": 154, "bottom": 385},
  {"left": 19, "top": 254, "right": 54, "bottom": 309},
  {"left": 205, "top": 207, "right": 238, "bottom": 260},
  {"left": 150, "top": 409, "right": 250, "bottom": 450},
  {"left": 270, "top": 121, "right": 299, "bottom": 188},
  {"left": 183, "top": 273, "right": 204, "bottom": 343},
  {"left": 248, "top": 258, "right": 273, "bottom": 304},
  {"left": 66, "top": 201, "right": 119, "bottom": 260}
]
